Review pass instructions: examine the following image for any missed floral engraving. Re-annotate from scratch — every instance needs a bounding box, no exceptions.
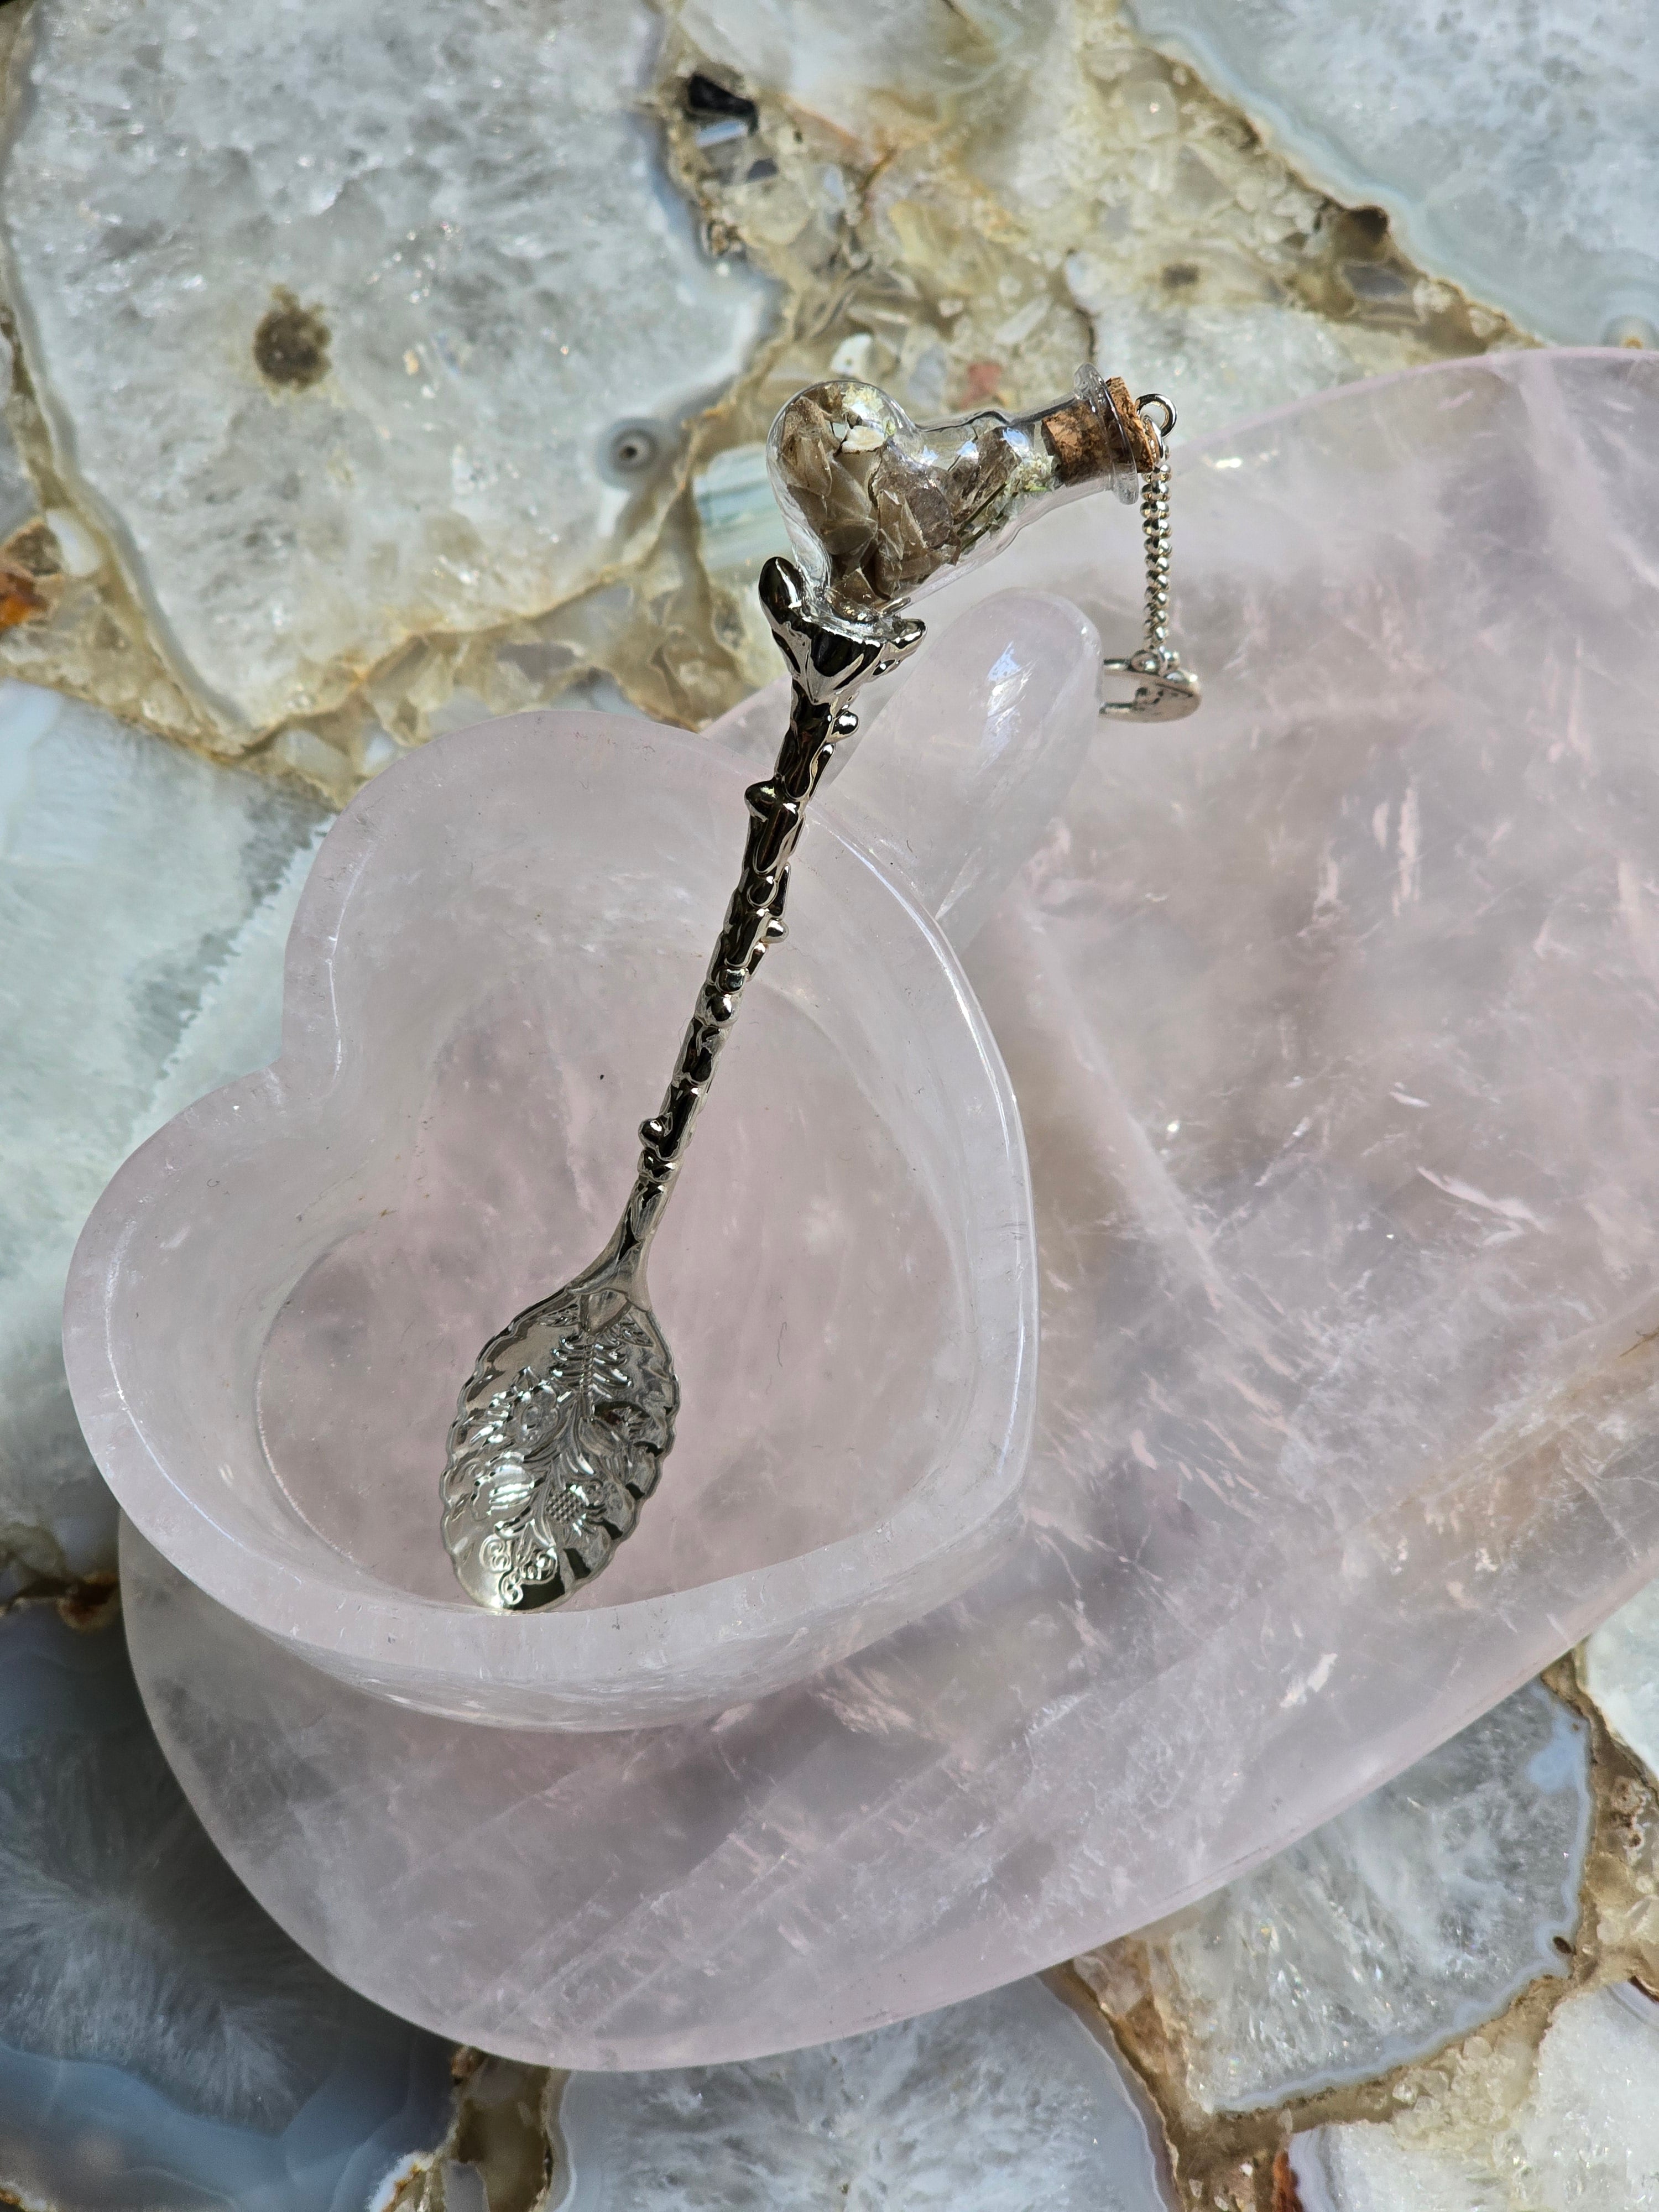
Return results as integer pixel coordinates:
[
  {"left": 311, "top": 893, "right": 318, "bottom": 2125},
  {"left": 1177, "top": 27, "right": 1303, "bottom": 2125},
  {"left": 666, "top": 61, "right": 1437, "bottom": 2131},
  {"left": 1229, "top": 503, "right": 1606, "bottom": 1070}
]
[{"left": 441, "top": 1283, "right": 678, "bottom": 1610}]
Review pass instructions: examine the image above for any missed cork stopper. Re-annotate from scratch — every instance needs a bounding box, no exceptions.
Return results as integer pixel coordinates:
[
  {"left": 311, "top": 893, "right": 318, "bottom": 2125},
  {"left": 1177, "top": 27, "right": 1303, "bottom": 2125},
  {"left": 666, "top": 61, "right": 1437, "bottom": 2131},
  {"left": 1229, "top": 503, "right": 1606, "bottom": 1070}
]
[
  {"left": 1040, "top": 373, "right": 1162, "bottom": 486},
  {"left": 1105, "top": 377, "right": 1164, "bottom": 474},
  {"left": 1040, "top": 391, "right": 1127, "bottom": 487}
]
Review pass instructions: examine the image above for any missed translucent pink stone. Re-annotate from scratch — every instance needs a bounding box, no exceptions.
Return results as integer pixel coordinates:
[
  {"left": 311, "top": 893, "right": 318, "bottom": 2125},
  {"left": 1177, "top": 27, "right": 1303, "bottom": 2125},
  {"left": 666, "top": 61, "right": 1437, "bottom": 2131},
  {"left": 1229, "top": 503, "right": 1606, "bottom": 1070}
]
[
  {"left": 92, "top": 349, "right": 1659, "bottom": 2071},
  {"left": 65, "top": 703, "right": 1053, "bottom": 1729}
]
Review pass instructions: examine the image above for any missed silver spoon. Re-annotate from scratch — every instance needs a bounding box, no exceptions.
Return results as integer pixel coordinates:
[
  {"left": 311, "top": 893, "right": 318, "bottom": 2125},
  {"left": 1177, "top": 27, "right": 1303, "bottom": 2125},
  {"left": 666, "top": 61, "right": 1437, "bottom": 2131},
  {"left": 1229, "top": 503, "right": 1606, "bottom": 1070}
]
[{"left": 441, "top": 367, "right": 1180, "bottom": 1610}]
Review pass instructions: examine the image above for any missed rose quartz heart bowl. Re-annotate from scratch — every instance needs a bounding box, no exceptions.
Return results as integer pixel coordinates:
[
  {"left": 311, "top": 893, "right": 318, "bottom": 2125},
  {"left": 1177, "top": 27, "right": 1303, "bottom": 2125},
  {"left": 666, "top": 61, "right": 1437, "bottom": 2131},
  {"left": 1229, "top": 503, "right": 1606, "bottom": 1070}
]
[{"left": 65, "top": 711, "right": 1038, "bottom": 1727}]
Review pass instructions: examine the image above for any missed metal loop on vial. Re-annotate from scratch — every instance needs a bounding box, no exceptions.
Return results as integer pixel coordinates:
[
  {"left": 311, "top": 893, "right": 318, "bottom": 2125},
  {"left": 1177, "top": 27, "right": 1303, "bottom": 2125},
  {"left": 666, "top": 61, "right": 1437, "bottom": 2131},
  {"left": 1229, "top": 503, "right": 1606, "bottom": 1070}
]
[{"left": 1134, "top": 392, "right": 1177, "bottom": 452}]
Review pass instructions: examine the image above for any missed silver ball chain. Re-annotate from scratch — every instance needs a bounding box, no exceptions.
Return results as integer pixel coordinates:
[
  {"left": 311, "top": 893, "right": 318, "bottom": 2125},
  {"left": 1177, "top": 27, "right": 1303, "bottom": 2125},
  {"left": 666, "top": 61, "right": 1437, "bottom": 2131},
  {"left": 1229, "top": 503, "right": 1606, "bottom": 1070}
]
[
  {"left": 1139, "top": 417, "right": 1174, "bottom": 656},
  {"left": 1100, "top": 393, "right": 1201, "bottom": 722}
]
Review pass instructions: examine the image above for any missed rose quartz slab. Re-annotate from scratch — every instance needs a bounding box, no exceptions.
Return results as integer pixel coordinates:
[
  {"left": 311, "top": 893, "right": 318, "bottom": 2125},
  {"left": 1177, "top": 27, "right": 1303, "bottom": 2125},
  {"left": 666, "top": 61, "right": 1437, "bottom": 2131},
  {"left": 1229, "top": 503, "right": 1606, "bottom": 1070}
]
[
  {"left": 114, "top": 348, "right": 1659, "bottom": 2071},
  {"left": 65, "top": 701, "right": 1053, "bottom": 1729}
]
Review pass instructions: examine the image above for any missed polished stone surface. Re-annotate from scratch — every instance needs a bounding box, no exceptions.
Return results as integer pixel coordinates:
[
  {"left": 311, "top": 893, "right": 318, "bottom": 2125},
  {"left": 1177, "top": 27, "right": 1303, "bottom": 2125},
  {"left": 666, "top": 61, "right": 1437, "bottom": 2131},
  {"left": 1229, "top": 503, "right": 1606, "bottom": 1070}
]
[
  {"left": 0, "top": 335, "right": 31, "bottom": 544},
  {"left": 0, "top": 1604, "right": 451, "bottom": 2212},
  {"left": 1128, "top": 0, "right": 1657, "bottom": 347},
  {"left": 0, "top": 0, "right": 770, "bottom": 737},
  {"left": 61, "top": 1528, "right": 1640, "bottom": 2203},
  {"left": 1290, "top": 1984, "right": 1659, "bottom": 2210},
  {"left": 1081, "top": 1685, "right": 1589, "bottom": 2111},
  {"left": 111, "top": 352, "right": 1659, "bottom": 2070},
  {"left": 2, "top": 0, "right": 1656, "bottom": 2186},
  {"left": 556, "top": 1978, "right": 1168, "bottom": 2211}
]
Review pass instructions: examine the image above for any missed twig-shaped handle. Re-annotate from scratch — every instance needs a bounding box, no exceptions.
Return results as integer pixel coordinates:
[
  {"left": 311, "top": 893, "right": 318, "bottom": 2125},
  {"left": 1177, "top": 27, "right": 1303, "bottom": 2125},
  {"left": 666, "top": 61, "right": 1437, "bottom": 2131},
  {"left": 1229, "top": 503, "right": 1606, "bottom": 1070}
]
[{"left": 615, "top": 556, "right": 925, "bottom": 1268}]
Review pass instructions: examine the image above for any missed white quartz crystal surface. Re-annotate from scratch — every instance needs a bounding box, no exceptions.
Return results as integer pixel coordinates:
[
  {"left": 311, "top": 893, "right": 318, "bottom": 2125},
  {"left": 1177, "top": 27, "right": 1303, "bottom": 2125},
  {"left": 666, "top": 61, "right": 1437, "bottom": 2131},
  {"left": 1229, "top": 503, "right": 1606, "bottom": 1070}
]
[
  {"left": 1291, "top": 1984, "right": 1659, "bottom": 2211},
  {"left": 0, "top": 0, "right": 770, "bottom": 734},
  {"left": 1584, "top": 1578, "right": 1659, "bottom": 1784},
  {"left": 1076, "top": 290, "right": 1378, "bottom": 445},
  {"left": 941, "top": 0, "right": 1436, "bottom": 437},
  {"left": 0, "top": 680, "right": 323, "bottom": 1580},
  {"left": 1124, "top": 1686, "right": 1589, "bottom": 2111},
  {"left": 1126, "top": 0, "right": 1658, "bottom": 345},
  {"left": 556, "top": 1978, "right": 1167, "bottom": 2211}
]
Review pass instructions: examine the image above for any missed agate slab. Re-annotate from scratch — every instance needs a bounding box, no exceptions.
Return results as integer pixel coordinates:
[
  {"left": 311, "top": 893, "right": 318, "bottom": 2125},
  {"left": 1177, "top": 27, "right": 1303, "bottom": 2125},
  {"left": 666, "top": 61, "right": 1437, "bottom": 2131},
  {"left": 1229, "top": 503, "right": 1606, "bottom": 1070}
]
[
  {"left": 1126, "top": 0, "right": 1658, "bottom": 347},
  {"left": 115, "top": 349, "right": 1659, "bottom": 2069},
  {"left": 0, "top": 1603, "right": 452, "bottom": 2209},
  {"left": 0, "top": 0, "right": 773, "bottom": 733}
]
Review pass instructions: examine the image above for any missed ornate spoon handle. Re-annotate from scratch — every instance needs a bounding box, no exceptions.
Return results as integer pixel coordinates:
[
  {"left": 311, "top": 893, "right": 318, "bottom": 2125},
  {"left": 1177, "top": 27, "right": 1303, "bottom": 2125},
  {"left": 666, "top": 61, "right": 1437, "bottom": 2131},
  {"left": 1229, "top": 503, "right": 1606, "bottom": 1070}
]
[
  {"left": 614, "top": 557, "right": 926, "bottom": 1270},
  {"left": 441, "top": 362, "right": 1190, "bottom": 1612},
  {"left": 439, "top": 558, "right": 923, "bottom": 1611}
]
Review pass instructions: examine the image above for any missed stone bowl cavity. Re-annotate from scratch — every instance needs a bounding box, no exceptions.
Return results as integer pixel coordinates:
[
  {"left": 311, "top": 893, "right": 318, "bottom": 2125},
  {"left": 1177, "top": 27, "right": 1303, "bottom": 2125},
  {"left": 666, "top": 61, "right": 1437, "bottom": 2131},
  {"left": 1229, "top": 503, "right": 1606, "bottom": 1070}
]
[{"left": 64, "top": 709, "right": 1041, "bottom": 1728}]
